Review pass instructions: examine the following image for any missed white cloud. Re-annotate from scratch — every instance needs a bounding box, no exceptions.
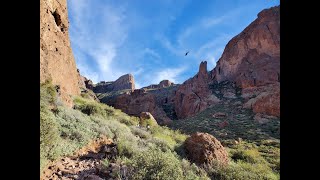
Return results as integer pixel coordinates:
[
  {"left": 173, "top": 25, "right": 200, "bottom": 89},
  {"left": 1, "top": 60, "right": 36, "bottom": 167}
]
[
  {"left": 133, "top": 67, "right": 144, "bottom": 77},
  {"left": 201, "top": 15, "right": 227, "bottom": 28},
  {"left": 143, "top": 48, "right": 161, "bottom": 60},
  {"left": 68, "top": 0, "right": 128, "bottom": 82},
  {"left": 153, "top": 66, "right": 187, "bottom": 84}
]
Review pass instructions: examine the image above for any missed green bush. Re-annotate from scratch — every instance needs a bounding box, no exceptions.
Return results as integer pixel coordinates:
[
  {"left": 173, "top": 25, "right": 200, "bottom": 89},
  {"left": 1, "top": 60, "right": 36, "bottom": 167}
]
[
  {"left": 40, "top": 104, "right": 60, "bottom": 171},
  {"left": 140, "top": 117, "right": 158, "bottom": 128},
  {"left": 74, "top": 99, "right": 106, "bottom": 116},
  {"left": 180, "top": 159, "right": 210, "bottom": 180},
  {"left": 231, "top": 148, "right": 265, "bottom": 164},
  {"left": 204, "top": 156, "right": 279, "bottom": 180},
  {"left": 130, "top": 126, "right": 151, "bottom": 139},
  {"left": 124, "top": 148, "right": 184, "bottom": 180},
  {"left": 40, "top": 80, "right": 57, "bottom": 106}
]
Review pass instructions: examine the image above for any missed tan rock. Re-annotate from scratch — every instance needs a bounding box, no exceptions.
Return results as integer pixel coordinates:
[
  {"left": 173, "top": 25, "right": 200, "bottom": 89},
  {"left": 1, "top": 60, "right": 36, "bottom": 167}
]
[{"left": 40, "top": 0, "right": 80, "bottom": 107}]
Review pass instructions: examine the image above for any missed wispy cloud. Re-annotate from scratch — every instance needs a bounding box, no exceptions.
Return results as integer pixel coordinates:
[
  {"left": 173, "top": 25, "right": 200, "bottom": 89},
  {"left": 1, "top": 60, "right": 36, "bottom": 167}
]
[
  {"left": 68, "top": 0, "right": 128, "bottom": 81},
  {"left": 67, "top": 0, "right": 277, "bottom": 88},
  {"left": 143, "top": 48, "right": 161, "bottom": 60},
  {"left": 153, "top": 66, "right": 187, "bottom": 84}
]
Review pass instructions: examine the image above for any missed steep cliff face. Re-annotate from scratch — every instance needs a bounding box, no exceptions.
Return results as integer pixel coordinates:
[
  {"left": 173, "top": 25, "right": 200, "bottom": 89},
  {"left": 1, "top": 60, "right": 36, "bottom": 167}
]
[
  {"left": 40, "top": 0, "right": 80, "bottom": 107},
  {"left": 210, "top": 6, "right": 280, "bottom": 117},
  {"left": 211, "top": 6, "right": 280, "bottom": 88},
  {"left": 174, "top": 6, "right": 280, "bottom": 119},
  {"left": 174, "top": 61, "right": 220, "bottom": 119}
]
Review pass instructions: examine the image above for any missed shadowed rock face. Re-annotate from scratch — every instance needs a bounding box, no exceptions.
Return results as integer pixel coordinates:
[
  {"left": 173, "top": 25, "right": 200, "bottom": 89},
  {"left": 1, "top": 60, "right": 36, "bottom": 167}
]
[
  {"left": 174, "top": 61, "right": 220, "bottom": 119},
  {"left": 40, "top": 0, "right": 80, "bottom": 107},
  {"left": 211, "top": 6, "right": 280, "bottom": 89}
]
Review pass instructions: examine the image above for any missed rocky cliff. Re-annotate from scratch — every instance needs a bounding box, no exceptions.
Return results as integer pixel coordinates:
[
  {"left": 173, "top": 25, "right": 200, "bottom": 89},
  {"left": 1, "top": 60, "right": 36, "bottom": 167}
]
[
  {"left": 40, "top": 0, "right": 80, "bottom": 107},
  {"left": 211, "top": 5, "right": 280, "bottom": 117},
  {"left": 211, "top": 6, "right": 280, "bottom": 88},
  {"left": 174, "top": 6, "right": 280, "bottom": 119},
  {"left": 174, "top": 61, "right": 220, "bottom": 119}
]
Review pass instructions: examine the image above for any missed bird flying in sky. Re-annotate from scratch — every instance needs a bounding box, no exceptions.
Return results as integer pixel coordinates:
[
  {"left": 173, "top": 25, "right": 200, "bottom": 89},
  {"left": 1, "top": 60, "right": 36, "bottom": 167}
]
[{"left": 185, "top": 51, "right": 189, "bottom": 56}]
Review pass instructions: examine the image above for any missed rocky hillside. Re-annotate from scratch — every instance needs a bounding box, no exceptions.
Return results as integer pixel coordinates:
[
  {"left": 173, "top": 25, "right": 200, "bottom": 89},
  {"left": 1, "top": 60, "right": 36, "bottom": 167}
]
[
  {"left": 176, "top": 5, "right": 280, "bottom": 119},
  {"left": 40, "top": 0, "right": 81, "bottom": 107}
]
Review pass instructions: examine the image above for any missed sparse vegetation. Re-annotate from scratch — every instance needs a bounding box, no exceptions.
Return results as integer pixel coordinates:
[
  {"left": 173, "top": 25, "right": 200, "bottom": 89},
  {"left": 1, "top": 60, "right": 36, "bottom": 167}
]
[
  {"left": 40, "top": 82, "right": 279, "bottom": 179},
  {"left": 40, "top": 82, "right": 209, "bottom": 179}
]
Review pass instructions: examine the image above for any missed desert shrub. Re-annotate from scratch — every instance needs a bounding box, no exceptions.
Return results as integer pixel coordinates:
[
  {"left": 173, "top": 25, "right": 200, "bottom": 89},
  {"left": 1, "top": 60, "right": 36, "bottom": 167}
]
[
  {"left": 130, "top": 126, "right": 151, "bottom": 139},
  {"left": 231, "top": 148, "right": 265, "bottom": 164},
  {"left": 140, "top": 117, "right": 158, "bottom": 127},
  {"left": 151, "top": 126, "right": 187, "bottom": 143},
  {"left": 124, "top": 148, "right": 184, "bottom": 180},
  {"left": 117, "top": 114, "right": 139, "bottom": 126},
  {"left": 205, "top": 159, "right": 279, "bottom": 180},
  {"left": 74, "top": 99, "right": 106, "bottom": 116},
  {"left": 40, "top": 80, "right": 57, "bottom": 106},
  {"left": 117, "top": 139, "right": 140, "bottom": 158},
  {"left": 180, "top": 159, "right": 210, "bottom": 180},
  {"left": 40, "top": 104, "right": 60, "bottom": 172},
  {"left": 146, "top": 138, "right": 172, "bottom": 152}
]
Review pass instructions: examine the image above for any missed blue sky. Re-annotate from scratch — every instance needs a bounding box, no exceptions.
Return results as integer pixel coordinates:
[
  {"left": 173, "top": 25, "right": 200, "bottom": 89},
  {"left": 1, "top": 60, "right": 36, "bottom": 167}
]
[{"left": 68, "top": 0, "right": 280, "bottom": 88}]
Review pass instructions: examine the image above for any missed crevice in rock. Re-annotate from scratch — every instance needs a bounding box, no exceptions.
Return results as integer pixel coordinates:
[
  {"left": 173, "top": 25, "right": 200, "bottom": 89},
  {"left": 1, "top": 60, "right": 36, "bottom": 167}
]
[
  {"left": 193, "top": 91, "right": 202, "bottom": 101},
  {"left": 52, "top": 10, "right": 65, "bottom": 32}
]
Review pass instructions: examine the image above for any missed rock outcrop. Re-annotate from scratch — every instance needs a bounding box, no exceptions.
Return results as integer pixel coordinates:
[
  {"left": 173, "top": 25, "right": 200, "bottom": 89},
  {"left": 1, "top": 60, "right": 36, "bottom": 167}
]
[
  {"left": 174, "top": 61, "right": 220, "bottom": 119},
  {"left": 243, "top": 83, "right": 280, "bottom": 116},
  {"left": 210, "top": 5, "right": 280, "bottom": 117},
  {"left": 211, "top": 6, "right": 280, "bottom": 88},
  {"left": 40, "top": 0, "right": 80, "bottom": 107},
  {"left": 185, "top": 132, "right": 229, "bottom": 165},
  {"left": 93, "top": 74, "right": 135, "bottom": 93}
]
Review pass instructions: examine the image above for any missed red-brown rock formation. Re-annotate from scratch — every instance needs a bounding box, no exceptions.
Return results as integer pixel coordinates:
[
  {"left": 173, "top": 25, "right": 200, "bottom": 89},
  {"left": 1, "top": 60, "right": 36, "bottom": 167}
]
[
  {"left": 185, "top": 132, "right": 229, "bottom": 165},
  {"left": 210, "top": 5, "right": 280, "bottom": 117},
  {"left": 174, "top": 61, "right": 220, "bottom": 119},
  {"left": 112, "top": 89, "right": 172, "bottom": 125},
  {"left": 211, "top": 6, "right": 280, "bottom": 88},
  {"left": 40, "top": 0, "right": 80, "bottom": 107}
]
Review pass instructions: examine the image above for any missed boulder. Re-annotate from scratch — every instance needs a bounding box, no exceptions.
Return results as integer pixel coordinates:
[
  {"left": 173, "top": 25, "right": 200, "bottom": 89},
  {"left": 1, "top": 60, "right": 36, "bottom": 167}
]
[{"left": 185, "top": 132, "right": 229, "bottom": 165}]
